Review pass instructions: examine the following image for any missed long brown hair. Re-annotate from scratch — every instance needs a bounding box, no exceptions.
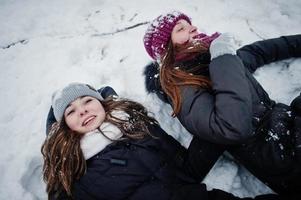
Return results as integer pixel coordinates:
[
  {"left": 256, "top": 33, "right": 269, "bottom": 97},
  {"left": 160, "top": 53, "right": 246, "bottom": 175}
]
[
  {"left": 160, "top": 40, "right": 212, "bottom": 116},
  {"left": 41, "top": 96, "right": 158, "bottom": 198}
]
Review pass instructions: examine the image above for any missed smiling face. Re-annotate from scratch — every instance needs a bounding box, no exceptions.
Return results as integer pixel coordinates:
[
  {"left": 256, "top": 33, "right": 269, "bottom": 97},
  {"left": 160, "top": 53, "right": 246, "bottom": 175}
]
[
  {"left": 171, "top": 19, "right": 198, "bottom": 46},
  {"left": 64, "top": 96, "right": 105, "bottom": 134}
]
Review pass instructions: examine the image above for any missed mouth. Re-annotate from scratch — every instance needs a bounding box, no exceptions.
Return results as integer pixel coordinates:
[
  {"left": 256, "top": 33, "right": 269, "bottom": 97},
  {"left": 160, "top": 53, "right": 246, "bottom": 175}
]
[
  {"left": 82, "top": 116, "right": 96, "bottom": 126},
  {"left": 192, "top": 33, "right": 205, "bottom": 40},
  {"left": 183, "top": 39, "right": 190, "bottom": 45}
]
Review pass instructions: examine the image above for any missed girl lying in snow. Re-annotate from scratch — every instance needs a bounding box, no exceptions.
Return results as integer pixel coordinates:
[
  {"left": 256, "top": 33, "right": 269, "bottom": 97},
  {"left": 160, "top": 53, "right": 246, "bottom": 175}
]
[
  {"left": 42, "top": 82, "right": 299, "bottom": 199},
  {"left": 143, "top": 11, "right": 301, "bottom": 195}
]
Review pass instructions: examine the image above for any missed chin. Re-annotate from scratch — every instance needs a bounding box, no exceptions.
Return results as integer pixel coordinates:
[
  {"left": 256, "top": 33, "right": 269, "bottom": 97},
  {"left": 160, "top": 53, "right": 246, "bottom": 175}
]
[
  {"left": 85, "top": 127, "right": 97, "bottom": 133},
  {"left": 90, "top": 123, "right": 101, "bottom": 131},
  {"left": 78, "top": 126, "right": 97, "bottom": 134}
]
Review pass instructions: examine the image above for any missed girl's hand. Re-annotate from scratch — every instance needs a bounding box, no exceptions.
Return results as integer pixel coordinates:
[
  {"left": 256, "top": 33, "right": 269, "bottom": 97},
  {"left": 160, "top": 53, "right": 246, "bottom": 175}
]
[
  {"left": 209, "top": 33, "right": 238, "bottom": 60},
  {"left": 193, "top": 32, "right": 220, "bottom": 48}
]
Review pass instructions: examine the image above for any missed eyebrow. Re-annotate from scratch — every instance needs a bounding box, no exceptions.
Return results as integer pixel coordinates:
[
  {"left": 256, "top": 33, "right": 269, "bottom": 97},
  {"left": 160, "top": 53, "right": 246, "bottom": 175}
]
[{"left": 66, "top": 96, "right": 86, "bottom": 109}]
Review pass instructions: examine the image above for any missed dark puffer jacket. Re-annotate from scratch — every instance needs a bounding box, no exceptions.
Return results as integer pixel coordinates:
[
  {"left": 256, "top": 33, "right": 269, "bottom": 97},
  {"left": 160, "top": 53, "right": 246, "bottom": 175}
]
[
  {"left": 144, "top": 34, "right": 301, "bottom": 194},
  {"left": 50, "top": 128, "right": 298, "bottom": 200},
  {"left": 70, "top": 124, "right": 202, "bottom": 200}
]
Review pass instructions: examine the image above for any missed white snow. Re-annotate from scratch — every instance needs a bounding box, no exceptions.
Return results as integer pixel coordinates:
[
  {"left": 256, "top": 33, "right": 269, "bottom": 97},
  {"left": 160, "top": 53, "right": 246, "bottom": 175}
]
[{"left": 0, "top": 0, "right": 301, "bottom": 199}]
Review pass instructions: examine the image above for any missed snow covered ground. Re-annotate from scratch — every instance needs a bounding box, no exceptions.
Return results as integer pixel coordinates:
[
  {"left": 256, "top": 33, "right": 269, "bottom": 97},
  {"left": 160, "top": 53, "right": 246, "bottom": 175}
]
[{"left": 0, "top": 0, "right": 300, "bottom": 199}]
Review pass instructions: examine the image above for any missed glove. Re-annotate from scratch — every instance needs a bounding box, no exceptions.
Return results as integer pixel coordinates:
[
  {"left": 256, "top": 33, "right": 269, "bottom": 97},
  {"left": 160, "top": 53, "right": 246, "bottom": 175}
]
[
  {"left": 209, "top": 33, "right": 238, "bottom": 60},
  {"left": 193, "top": 32, "right": 221, "bottom": 48}
]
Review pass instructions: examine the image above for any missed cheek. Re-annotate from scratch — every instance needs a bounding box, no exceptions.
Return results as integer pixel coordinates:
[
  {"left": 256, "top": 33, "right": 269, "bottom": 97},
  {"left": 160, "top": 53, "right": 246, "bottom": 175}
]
[
  {"left": 97, "top": 107, "right": 106, "bottom": 121},
  {"left": 100, "top": 110, "right": 106, "bottom": 120},
  {"left": 172, "top": 33, "right": 189, "bottom": 45},
  {"left": 65, "top": 116, "right": 79, "bottom": 131},
  {"left": 91, "top": 103, "right": 106, "bottom": 123}
]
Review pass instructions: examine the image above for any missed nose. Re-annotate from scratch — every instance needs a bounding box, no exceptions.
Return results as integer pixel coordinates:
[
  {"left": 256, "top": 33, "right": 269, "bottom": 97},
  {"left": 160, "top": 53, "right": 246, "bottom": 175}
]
[{"left": 79, "top": 107, "right": 88, "bottom": 116}]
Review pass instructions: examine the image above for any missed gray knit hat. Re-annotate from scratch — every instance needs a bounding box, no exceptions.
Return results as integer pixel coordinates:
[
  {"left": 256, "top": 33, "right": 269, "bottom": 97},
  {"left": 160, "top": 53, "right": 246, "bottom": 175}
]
[{"left": 52, "top": 82, "right": 103, "bottom": 121}]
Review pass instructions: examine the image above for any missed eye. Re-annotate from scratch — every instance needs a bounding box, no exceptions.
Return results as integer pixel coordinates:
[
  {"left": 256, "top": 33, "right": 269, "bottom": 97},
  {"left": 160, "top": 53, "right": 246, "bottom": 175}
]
[
  {"left": 177, "top": 27, "right": 184, "bottom": 32},
  {"left": 85, "top": 98, "right": 93, "bottom": 104},
  {"left": 66, "top": 109, "right": 74, "bottom": 116}
]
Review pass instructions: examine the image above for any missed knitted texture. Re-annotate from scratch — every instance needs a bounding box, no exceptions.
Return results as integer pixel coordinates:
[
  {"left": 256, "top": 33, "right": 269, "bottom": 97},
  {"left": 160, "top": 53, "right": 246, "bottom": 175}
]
[
  {"left": 143, "top": 11, "right": 191, "bottom": 60},
  {"left": 209, "top": 33, "right": 237, "bottom": 60}
]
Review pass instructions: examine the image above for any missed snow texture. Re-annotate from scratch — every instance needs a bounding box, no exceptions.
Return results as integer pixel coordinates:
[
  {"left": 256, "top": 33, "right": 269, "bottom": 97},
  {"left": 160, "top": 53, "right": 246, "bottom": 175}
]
[{"left": 0, "top": 0, "right": 301, "bottom": 199}]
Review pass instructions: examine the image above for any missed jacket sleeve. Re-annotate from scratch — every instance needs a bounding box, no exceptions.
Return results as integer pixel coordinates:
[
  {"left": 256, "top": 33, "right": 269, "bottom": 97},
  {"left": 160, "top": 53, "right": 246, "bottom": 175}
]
[
  {"left": 173, "top": 183, "right": 288, "bottom": 200},
  {"left": 45, "top": 86, "right": 117, "bottom": 135},
  {"left": 237, "top": 34, "right": 301, "bottom": 73},
  {"left": 178, "top": 54, "right": 253, "bottom": 144}
]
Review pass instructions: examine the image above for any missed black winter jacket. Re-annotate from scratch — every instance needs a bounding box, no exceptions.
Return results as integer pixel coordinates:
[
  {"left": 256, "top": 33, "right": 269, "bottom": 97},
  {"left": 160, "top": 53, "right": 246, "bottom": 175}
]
[
  {"left": 52, "top": 128, "right": 299, "bottom": 200},
  {"left": 144, "top": 34, "right": 301, "bottom": 194},
  {"left": 71, "top": 124, "right": 198, "bottom": 200}
]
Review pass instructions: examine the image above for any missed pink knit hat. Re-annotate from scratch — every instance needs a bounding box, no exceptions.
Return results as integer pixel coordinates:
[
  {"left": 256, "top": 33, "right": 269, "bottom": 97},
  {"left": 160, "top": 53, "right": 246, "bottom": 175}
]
[{"left": 143, "top": 11, "right": 191, "bottom": 60}]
